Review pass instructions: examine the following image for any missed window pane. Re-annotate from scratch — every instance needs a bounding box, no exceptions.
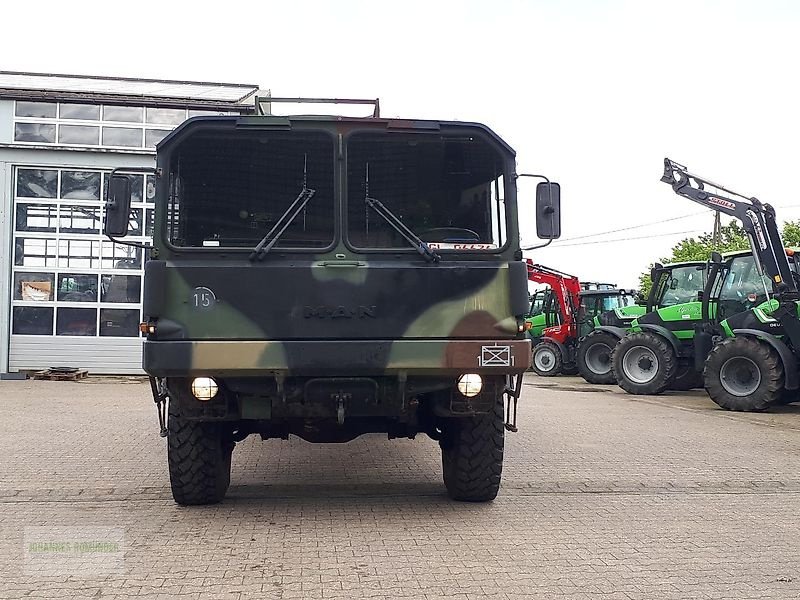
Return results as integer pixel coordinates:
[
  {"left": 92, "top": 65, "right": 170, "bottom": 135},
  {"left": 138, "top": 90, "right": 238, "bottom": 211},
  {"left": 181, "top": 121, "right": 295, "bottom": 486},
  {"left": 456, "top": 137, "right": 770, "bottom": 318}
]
[
  {"left": 61, "top": 171, "right": 101, "bottom": 200},
  {"left": 169, "top": 130, "right": 335, "bottom": 248},
  {"left": 101, "top": 242, "right": 141, "bottom": 269},
  {"left": 16, "top": 203, "right": 58, "bottom": 232},
  {"left": 57, "top": 239, "right": 100, "bottom": 269},
  {"left": 13, "top": 272, "right": 55, "bottom": 301},
  {"left": 59, "top": 205, "right": 101, "bottom": 234},
  {"left": 14, "top": 123, "right": 56, "bottom": 143},
  {"left": 100, "top": 308, "right": 140, "bottom": 337},
  {"left": 130, "top": 175, "right": 144, "bottom": 203},
  {"left": 126, "top": 207, "right": 144, "bottom": 236},
  {"left": 145, "top": 129, "right": 170, "bottom": 147},
  {"left": 15, "top": 237, "right": 57, "bottom": 267},
  {"left": 17, "top": 169, "right": 58, "bottom": 198},
  {"left": 101, "top": 274, "right": 141, "bottom": 303},
  {"left": 59, "top": 125, "right": 100, "bottom": 145},
  {"left": 146, "top": 107, "right": 185, "bottom": 126},
  {"left": 15, "top": 101, "right": 56, "bottom": 118},
  {"left": 103, "top": 105, "right": 143, "bottom": 122},
  {"left": 59, "top": 103, "right": 100, "bottom": 120},
  {"left": 145, "top": 174, "right": 156, "bottom": 202},
  {"left": 57, "top": 307, "right": 97, "bottom": 336},
  {"left": 57, "top": 273, "right": 98, "bottom": 302},
  {"left": 102, "top": 127, "right": 142, "bottom": 147},
  {"left": 13, "top": 306, "right": 54, "bottom": 335},
  {"left": 145, "top": 208, "right": 154, "bottom": 236},
  {"left": 347, "top": 132, "right": 505, "bottom": 249}
]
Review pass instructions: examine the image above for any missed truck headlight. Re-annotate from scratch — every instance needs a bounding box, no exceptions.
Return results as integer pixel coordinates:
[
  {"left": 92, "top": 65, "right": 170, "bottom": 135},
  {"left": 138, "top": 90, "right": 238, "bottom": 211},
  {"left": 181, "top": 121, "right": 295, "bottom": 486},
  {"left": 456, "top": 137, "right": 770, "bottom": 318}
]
[
  {"left": 191, "top": 377, "right": 218, "bottom": 401},
  {"left": 456, "top": 374, "right": 483, "bottom": 397}
]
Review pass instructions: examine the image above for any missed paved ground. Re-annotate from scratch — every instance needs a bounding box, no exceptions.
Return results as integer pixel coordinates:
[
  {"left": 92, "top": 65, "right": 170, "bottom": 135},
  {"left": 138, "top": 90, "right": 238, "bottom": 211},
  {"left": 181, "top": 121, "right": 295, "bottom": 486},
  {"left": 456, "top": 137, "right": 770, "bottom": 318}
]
[{"left": 1, "top": 375, "right": 800, "bottom": 599}]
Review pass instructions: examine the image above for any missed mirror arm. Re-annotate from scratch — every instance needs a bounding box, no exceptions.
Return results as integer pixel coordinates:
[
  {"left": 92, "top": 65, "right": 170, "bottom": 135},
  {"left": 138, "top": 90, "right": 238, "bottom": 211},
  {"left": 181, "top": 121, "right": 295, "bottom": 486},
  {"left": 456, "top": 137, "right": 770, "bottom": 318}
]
[
  {"left": 106, "top": 234, "right": 152, "bottom": 250},
  {"left": 517, "top": 173, "right": 555, "bottom": 251}
]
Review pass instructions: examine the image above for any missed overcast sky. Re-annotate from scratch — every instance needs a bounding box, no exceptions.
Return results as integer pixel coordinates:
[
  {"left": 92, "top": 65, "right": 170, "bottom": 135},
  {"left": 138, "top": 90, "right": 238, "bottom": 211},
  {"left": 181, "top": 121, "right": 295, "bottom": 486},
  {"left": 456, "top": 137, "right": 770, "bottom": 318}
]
[{"left": 4, "top": 0, "right": 799, "bottom": 287}]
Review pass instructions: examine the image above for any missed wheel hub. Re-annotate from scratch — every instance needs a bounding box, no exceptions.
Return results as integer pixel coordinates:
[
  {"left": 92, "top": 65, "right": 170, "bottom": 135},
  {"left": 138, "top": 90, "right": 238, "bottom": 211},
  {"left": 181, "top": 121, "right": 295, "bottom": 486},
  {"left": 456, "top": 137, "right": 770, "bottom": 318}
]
[
  {"left": 719, "top": 356, "right": 761, "bottom": 397},
  {"left": 585, "top": 343, "right": 612, "bottom": 375},
  {"left": 534, "top": 348, "right": 557, "bottom": 372},
  {"left": 621, "top": 345, "right": 660, "bottom": 384}
]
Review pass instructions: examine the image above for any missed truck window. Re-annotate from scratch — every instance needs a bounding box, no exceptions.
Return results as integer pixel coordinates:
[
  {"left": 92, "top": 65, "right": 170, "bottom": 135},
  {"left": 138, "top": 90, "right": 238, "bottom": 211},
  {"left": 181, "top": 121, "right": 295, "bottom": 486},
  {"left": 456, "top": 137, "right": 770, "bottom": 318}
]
[
  {"left": 346, "top": 131, "right": 507, "bottom": 250},
  {"left": 167, "top": 130, "right": 335, "bottom": 248}
]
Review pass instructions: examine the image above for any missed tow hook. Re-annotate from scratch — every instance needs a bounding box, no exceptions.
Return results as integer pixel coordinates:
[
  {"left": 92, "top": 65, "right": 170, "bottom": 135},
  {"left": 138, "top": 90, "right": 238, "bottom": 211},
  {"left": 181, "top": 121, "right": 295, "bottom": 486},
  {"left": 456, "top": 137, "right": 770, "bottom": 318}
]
[
  {"left": 149, "top": 377, "right": 169, "bottom": 437},
  {"left": 333, "top": 392, "right": 351, "bottom": 425}
]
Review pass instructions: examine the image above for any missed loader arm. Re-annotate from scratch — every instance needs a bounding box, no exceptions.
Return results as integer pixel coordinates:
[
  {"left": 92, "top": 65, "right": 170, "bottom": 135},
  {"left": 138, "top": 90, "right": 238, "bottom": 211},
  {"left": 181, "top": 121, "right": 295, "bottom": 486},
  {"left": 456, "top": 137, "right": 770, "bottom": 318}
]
[
  {"left": 661, "top": 158, "right": 796, "bottom": 294},
  {"left": 525, "top": 260, "right": 581, "bottom": 337}
]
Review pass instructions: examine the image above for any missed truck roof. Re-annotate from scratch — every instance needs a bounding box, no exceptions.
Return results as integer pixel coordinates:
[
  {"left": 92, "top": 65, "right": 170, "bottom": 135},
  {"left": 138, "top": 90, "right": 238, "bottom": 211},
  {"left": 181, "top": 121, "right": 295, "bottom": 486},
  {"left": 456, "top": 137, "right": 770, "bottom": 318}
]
[{"left": 158, "top": 115, "right": 517, "bottom": 157}]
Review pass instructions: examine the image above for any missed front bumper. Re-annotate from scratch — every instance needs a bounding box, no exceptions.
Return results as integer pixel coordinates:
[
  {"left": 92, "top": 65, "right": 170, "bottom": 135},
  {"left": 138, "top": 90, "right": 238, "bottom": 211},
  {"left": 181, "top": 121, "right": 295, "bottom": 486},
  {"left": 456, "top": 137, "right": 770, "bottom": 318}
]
[{"left": 143, "top": 338, "right": 531, "bottom": 377}]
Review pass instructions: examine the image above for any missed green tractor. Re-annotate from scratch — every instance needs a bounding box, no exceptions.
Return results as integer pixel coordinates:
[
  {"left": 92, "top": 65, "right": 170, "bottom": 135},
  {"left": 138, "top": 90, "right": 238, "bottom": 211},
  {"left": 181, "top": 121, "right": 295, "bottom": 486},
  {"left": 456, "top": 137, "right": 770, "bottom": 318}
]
[
  {"left": 577, "top": 260, "right": 706, "bottom": 384},
  {"left": 660, "top": 158, "right": 800, "bottom": 411},
  {"left": 610, "top": 249, "right": 789, "bottom": 394}
]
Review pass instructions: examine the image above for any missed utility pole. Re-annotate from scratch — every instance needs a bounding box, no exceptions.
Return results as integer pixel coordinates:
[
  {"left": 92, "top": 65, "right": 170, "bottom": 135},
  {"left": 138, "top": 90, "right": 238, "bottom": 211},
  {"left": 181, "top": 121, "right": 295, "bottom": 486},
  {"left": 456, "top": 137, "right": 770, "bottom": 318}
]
[{"left": 712, "top": 210, "right": 721, "bottom": 249}]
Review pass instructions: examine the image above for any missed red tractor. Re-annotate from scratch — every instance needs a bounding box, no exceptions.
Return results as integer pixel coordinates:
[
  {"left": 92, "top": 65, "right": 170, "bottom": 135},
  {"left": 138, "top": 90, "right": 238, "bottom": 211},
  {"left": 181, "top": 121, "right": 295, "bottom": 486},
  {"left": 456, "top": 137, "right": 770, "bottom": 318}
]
[
  {"left": 526, "top": 260, "right": 636, "bottom": 376},
  {"left": 526, "top": 262, "right": 583, "bottom": 376}
]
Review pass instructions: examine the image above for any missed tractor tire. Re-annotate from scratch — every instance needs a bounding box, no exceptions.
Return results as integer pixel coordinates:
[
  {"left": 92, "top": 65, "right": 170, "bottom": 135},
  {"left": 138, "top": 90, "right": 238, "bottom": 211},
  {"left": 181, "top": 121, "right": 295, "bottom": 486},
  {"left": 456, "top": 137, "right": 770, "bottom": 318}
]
[
  {"left": 531, "top": 340, "right": 563, "bottom": 377},
  {"left": 612, "top": 332, "right": 676, "bottom": 395},
  {"left": 168, "top": 403, "right": 234, "bottom": 505},
  {"left": 670, "top": 363, "right": 704, "bottom": 391},
  {"left": 577, "top": 331, "right": 619, "bottom": 384},
  {"left": 440, "top": 394, "right": 504, "bottom": 502},
  {"left": 703, "top": 336, "right": 784, "bottom": 412},
  {"left": 562, "top": 363, "right": 580, "bottom": 376}
]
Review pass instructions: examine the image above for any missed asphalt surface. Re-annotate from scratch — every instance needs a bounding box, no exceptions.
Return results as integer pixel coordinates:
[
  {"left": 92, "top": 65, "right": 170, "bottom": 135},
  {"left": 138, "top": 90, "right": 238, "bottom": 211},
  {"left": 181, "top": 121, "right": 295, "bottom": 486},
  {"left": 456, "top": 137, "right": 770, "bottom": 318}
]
[{"left": 1, "top": 374, "right": 799, "bottom": 599}]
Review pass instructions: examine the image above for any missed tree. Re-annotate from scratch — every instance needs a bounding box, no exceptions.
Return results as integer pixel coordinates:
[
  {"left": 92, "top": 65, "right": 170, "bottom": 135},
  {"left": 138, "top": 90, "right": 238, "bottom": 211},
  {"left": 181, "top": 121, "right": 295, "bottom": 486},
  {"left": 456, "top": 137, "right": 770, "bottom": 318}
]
[{"left": 638, "top": 220, "right": 800, "bottom": 297}]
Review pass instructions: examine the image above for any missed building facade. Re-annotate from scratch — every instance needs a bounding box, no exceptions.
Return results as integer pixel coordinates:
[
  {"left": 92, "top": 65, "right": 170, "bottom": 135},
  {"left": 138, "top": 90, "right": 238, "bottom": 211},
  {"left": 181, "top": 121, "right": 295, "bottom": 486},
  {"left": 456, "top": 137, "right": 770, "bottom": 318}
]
[{"left": 0, "top": 72, "right": 260, "bottom": 374}]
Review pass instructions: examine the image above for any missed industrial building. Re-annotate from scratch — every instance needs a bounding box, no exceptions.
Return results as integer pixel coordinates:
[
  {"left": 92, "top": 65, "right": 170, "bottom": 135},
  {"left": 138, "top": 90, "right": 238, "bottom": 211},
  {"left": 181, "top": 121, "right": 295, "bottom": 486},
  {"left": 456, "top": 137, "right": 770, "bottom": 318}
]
[{"left": 0, "top": 72, "right": 261, "bottom": 374}]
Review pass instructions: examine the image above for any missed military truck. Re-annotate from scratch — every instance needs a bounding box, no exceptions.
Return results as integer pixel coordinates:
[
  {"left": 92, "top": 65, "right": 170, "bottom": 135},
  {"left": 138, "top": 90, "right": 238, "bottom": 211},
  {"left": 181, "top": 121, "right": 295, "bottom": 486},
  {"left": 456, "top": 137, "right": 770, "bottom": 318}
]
[{"left": 104, "top": 106, "right": 560, "bottom": 505}]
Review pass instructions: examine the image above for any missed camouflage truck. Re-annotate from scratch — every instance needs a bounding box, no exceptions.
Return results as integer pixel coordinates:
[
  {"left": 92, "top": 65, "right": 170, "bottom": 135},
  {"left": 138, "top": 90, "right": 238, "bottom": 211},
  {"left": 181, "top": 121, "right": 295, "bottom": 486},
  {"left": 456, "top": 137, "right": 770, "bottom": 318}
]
[{"left": 104, "top": 108, "right": 560, "bottom": 505}]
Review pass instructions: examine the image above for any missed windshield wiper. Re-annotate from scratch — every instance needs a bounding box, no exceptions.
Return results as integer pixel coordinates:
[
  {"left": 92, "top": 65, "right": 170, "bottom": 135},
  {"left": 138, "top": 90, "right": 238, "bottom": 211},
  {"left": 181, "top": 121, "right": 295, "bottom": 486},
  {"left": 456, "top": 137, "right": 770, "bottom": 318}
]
[
  {"left": 249, "top": 155, "right": 316, "bottom": 262},
  {"left": 365, "top": 196, "right": 440, "bottom": 263},
  {"left": 248, "top": 186, "right": 316, "bottom": 261}
]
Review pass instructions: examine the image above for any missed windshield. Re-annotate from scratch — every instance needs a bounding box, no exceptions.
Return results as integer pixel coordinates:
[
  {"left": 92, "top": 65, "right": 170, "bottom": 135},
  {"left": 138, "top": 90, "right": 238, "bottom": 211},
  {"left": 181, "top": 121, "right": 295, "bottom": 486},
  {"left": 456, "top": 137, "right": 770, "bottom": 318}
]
[
  {"left": 528, "top": 290, "right": 548, "bottom": 317},
  {"left": 715, "top": 254, "right": 772, "bottom": 318},
  {"left": 601, "top": 294, "right": 636, "bottom": 311},
  {"left": 659, "top": 265, "right": 705, "bottom": 307},
  {"left": 346, "top": 131, "right": 508, "bottom": 250},
  {"left": 167, "top": 130, "right": 335, "bottom": 248}
]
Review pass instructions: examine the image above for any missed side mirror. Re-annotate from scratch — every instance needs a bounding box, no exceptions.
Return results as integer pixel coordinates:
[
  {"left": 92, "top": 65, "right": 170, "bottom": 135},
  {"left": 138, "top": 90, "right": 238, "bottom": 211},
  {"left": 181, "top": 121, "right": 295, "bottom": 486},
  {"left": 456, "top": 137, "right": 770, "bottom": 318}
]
[
  {"left": 535, "top": 182, "right": 561, "bottom": 239},
  {"left": 697, "top": 290, "right": 704, "bottom": 301},
  {"left": 650, "top": 262, "right": 663, "bottom": 283},
  {"left": 104, "top": 175, "right": 132, "bottom": 237},
  {"left": 669, "top": 279, "right": 679, "bottom": 290}
]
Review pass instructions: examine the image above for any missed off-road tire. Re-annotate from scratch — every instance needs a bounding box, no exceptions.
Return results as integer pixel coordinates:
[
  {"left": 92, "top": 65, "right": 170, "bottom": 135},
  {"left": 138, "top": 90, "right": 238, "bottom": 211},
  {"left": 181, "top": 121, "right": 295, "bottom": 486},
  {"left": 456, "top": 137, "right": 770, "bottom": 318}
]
[
  {"left": 704, "top": 336, "right": 783, "bottom": 412},
  {"left": 577, "top": 331, "right": 619, "bottom": 384},
  {"left": 440, "top": 394, "right": 504, "bottom": 502},
  {"left": 670, "top": 363, "right": 703, "bottom": 391},
  {"left": 531, "top": 340, "right": 563, "bottom": 377},
  {"left": 168, "top": 403, "right": 234, "bottom": 505},
  {"left": 612, "top": 332, "right": 676, "bottom": 395},
  {"left": 562, "top": 363, "right": 579, "bottom": 376}
]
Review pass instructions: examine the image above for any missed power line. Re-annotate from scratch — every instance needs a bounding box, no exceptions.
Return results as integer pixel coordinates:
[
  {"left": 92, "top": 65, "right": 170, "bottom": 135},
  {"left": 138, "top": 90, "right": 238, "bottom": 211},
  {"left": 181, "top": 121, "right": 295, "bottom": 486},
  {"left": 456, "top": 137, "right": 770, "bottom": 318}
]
[
  {"left": 550, "top": 211, "right": 707, "bottom": 243},
  {"left": 547, "top": 229, "right": 704, "bottom": 248}
]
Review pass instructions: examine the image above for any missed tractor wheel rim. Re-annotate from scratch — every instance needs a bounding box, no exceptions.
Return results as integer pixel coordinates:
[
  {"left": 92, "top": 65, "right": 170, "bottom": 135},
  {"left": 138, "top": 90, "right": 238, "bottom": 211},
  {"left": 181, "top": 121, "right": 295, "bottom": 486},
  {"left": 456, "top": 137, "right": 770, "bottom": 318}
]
[
  {"left": 585, "top": 342, "right": 612, "bottom": 375},
  {"left": 621, "top": 345, "right": 659, "bottom": 384},
  {"left": 534, "top": 348, "right": 557, "bottom": 372},
  {"left": 719, "top": 356, "right": 761, "bottom": 397}
]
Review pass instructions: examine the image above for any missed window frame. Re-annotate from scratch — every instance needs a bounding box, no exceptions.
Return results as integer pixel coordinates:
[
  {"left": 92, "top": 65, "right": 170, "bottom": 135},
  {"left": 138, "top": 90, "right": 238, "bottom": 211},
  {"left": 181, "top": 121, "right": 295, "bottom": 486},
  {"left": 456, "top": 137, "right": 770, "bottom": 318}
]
[
  {"left": 9, "top": 165, "right": 151, "bottom": 339},
  {"left": 341, "top": 127, "right": 515, "bottom": 256},
  {"left": 159, "top": 123, "right": 340, "bottom": 254}
]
